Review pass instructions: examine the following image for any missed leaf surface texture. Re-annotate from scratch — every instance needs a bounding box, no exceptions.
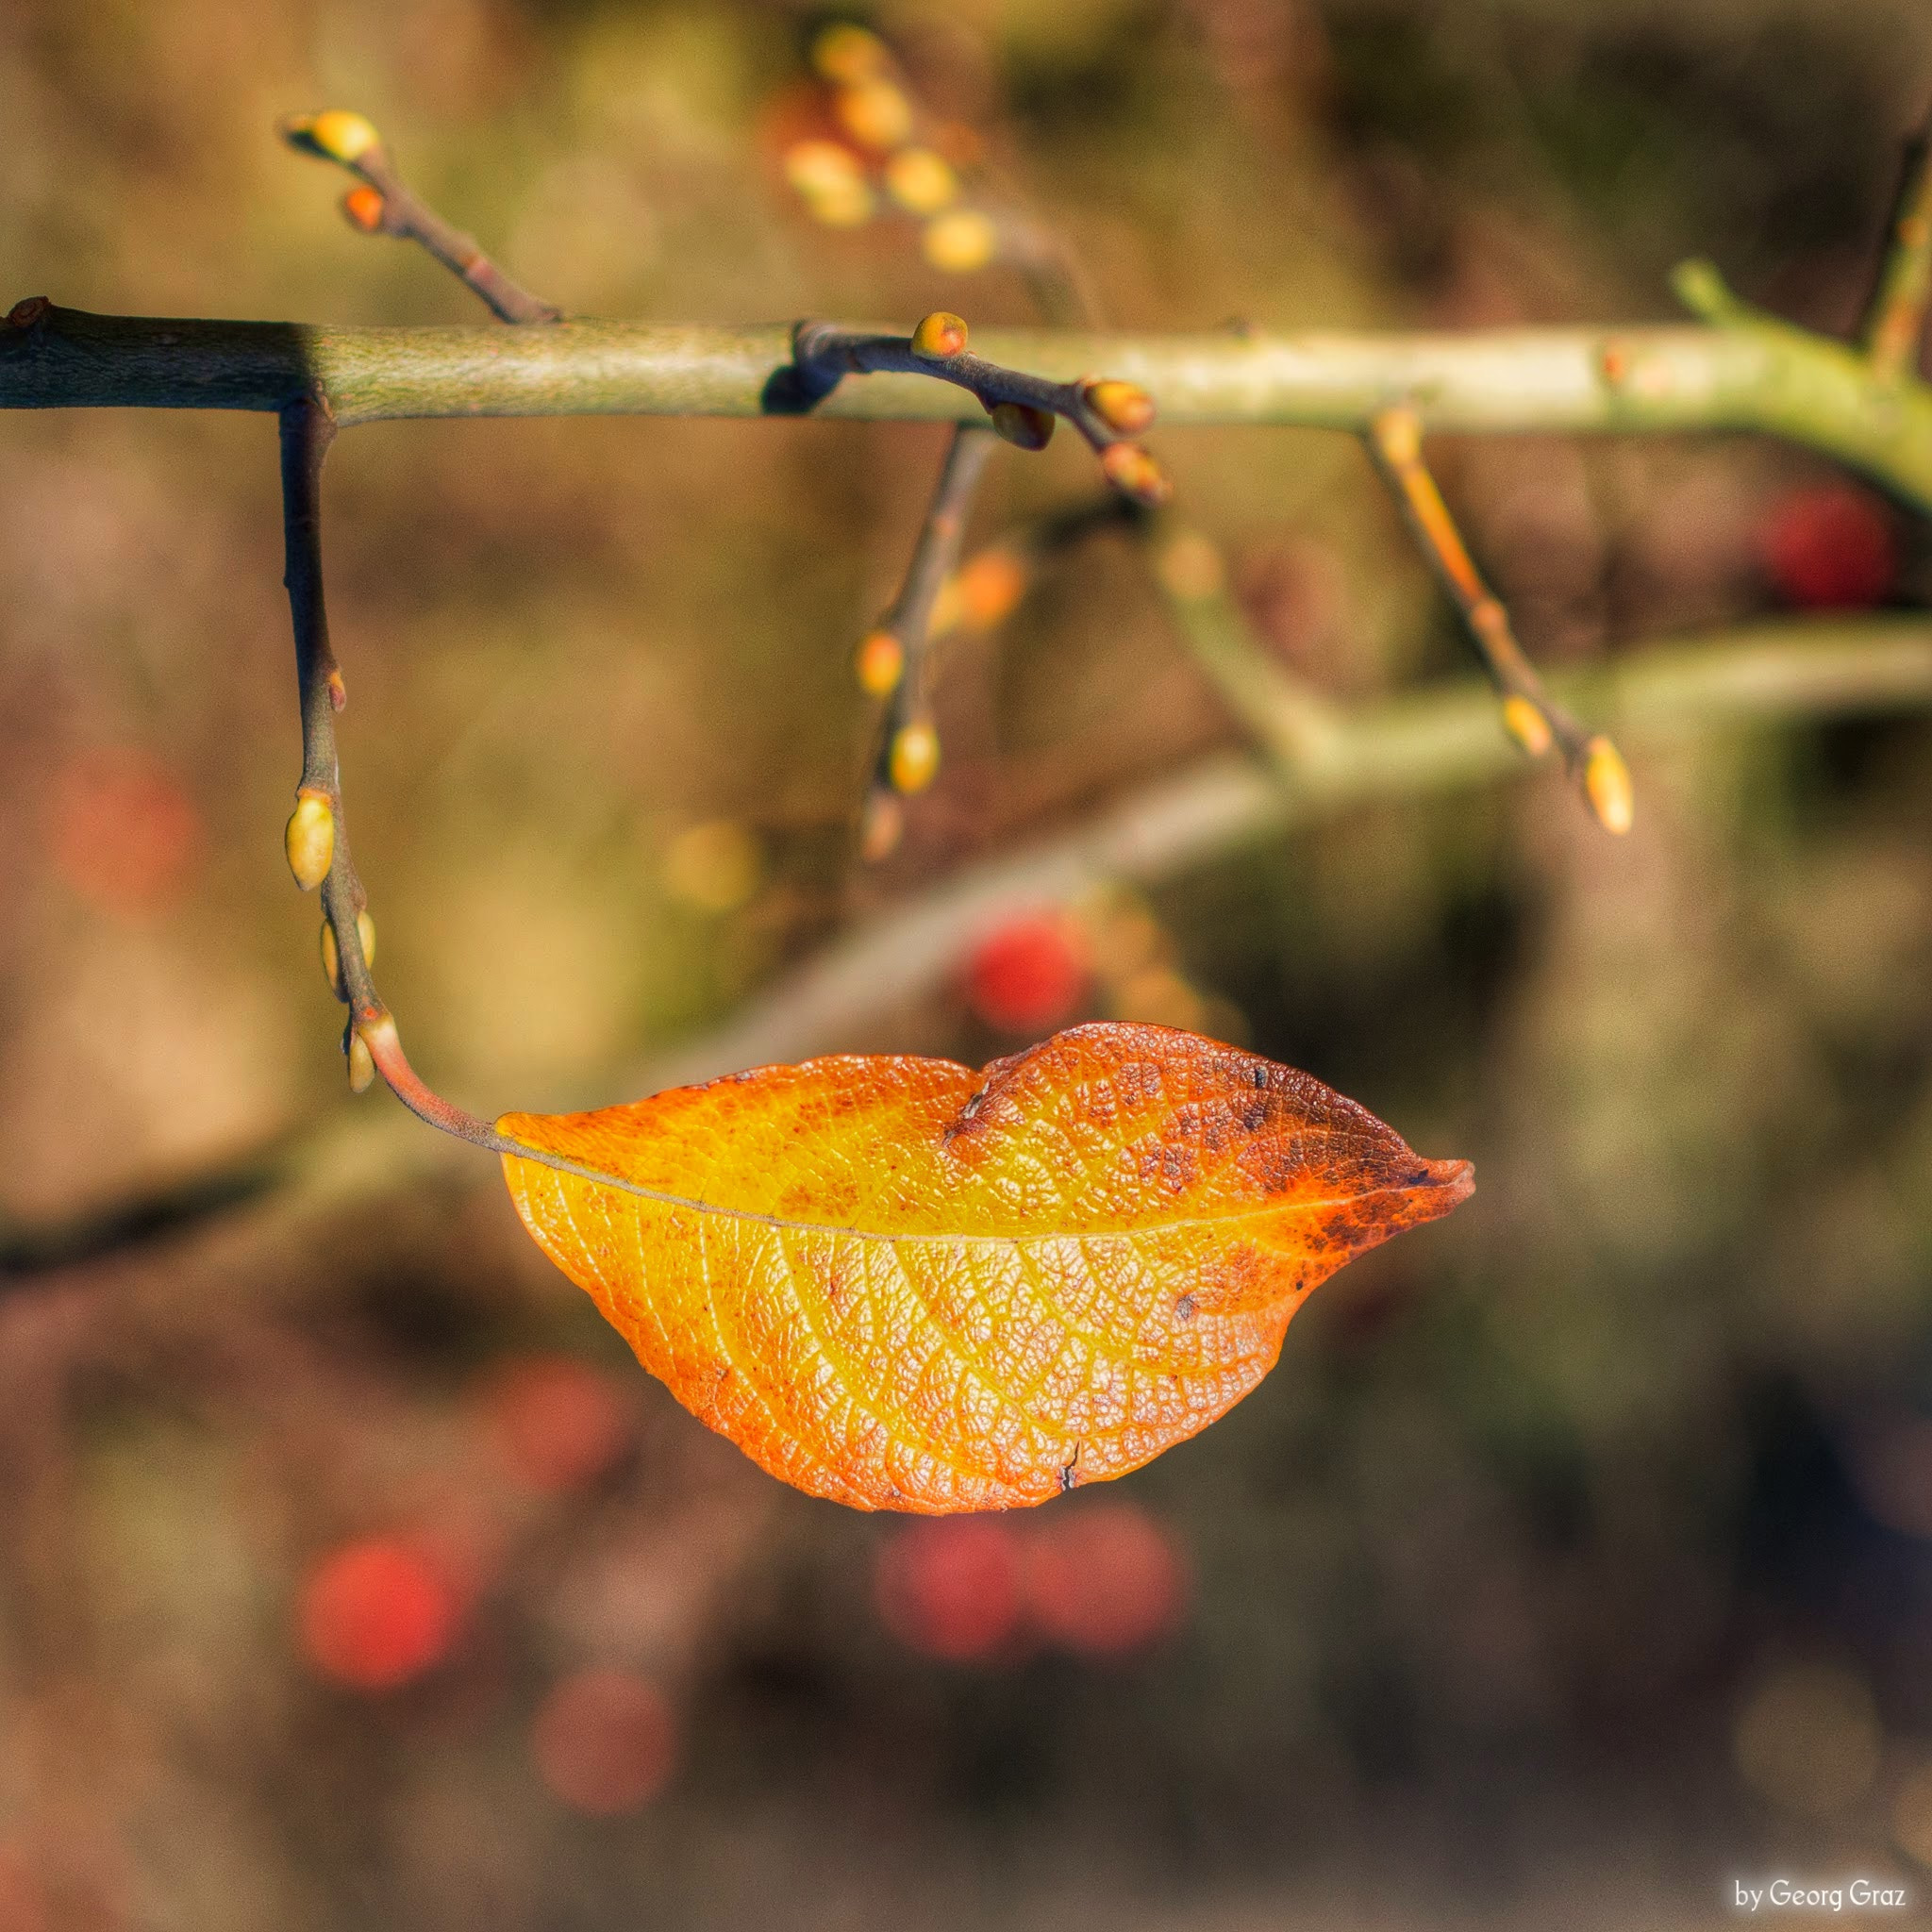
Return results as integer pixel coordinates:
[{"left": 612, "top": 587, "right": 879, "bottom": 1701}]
[{"left": 499, "top": 1023, "right": 1472, "bottom": 1512}]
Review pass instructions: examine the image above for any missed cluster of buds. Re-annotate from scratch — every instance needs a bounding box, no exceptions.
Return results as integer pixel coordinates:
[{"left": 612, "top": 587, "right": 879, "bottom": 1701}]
[
  {"left": 781, "top": 25, "right": 1000, "bottom": 275},
  {"left": 890, "top": 309, "right": 1170, "bottom": 505}
]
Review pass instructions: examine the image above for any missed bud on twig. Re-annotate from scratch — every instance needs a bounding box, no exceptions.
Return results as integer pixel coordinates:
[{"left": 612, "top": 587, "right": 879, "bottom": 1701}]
[
  {"left": 1099, "top": 441, "right": 1173, "bottom": 506},
  {"left": 320, "top": 911, "right": 377, "bottom": 999},
  {"left": 1501, "top": 694, "right": 1555, "bottom": 758},
  {"left": 811, "top": 25, "right": 890, "bottom": 85},
  {"left": 341, "top": 186, "right": 386, "bottom": 233},
  {"left": 990, "top": 402, "right": 1055, "bottom": 451},
  {"left": 346, "top": 1027, "right": 376, "bottom": 1092},
  {"left": 855, "top": 630, "right": 906, "bottom": 696},
  {"left": 911, "top": 311, "right": 969, "bottom": 361},
  {"left": 834, "top": 80, "right": 912, "bottom": 152},
  {"left": 1083, "top": 379, "right": 1157, "bottom": 437},
  {"left": 890, "top": 719, "right": 941, "bottom": 793},
  {"left": 783, "top": 141, "right": 874, "bottom": 228},
  {"left": 1582, "top": 736, "right": 1634, "bottom": 835},
  {"left": 283, "top": 110, "right": 382, "bottom": 167},
  {"left": 923, "top": 209, "right": 998, "bottom": 273},
  {"left": 937, "top": 547, "right": 1029, "bottom": 635},
  {"left": 284, "top": 791, "right": 335, "bottom": 891},
  {"left": 885, "top": 149, "right": 958, "bottom": 215}
]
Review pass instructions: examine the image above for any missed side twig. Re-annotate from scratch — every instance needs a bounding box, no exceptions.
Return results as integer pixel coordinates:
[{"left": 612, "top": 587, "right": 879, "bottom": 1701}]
[
  {"left": 791, "top": 312, "right": 1169, "bottom": 504},
  {"left": 282, "top": 109, "right": 560, "bottom": 325},
  {"left": 1859, "top": 108, "right": 1932, "bottom": 381},
  {"left": 855, "top": 422, "right": 997, "bottom": 859},
  {"left": 1367, "top": 405, "right": 1631, "bottom": 833}
]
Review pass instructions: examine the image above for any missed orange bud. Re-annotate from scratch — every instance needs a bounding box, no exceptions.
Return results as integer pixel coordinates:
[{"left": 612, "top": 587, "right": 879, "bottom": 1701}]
[
  {"left": 890, "top": 720, "right": 941, "bottom": 793},
  {"left": 910, "top": 310, "right": 969, "bottom": 360},
  {"left": 284, "top": 791, "right": 335, "bottom": 891},
  {"left": 285, "top": 109, "right": 381, "bottom": 167},
  {"left": 946, "top": 548, "right": 1028, "bottom": 632},
  {"left": 922, "top": 208, "right": 998, "bottom": 274},
  {"left": 783, "top": 139, "right": 863, "bottom": 196},
  {"left": 783, "top": 140, "right": 874, "bottom": 227},
  {"left": 1099, "top": 441, "right": 1173, "bottom": 507},
  {"left": 834, "top": 80, "right": 912, "bottom": 153},
  {"left": 811, "top": 24, "right": 890, "bottom": 85},
  {"left": 1500, "top": 695, "right": 1554, "bottom": 758},
  {"left": 885, "top": 147, "right": 958, "bottom": 214},
  {"left": 347, "top": 1028, "right": 376, "bottom": 1093},
  {"left": 342, "top": 185, "right": 386, "bottom": 232},
  {"left": 854, "top": 629, "right": 905, "bottom": 695},
  {"left": 322, "top": 909, "right": 378, "bottom": 997},
  {"left": 1582, "top": 736, "right": 1634, "bottom": 835},
  {"left": 1082, "top": 379, "right": 1156, "bottom": 437},
  {"left": 989, "top": 402, "right": 1055, "bottom": 452}
]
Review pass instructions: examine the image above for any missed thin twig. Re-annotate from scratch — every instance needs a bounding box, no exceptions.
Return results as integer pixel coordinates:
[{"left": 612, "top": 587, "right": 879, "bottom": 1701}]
[
  {"left": 1859, "top": 108, "right": 1932, "bottom": 380},
  {"left": 282, "top": 110, "right": 560, "bottom": 325},
  {"left": 278, "top": 395, "right": 507, "bottom": 1147},
  {"left": 1140, "top": 514, "right": 1347, "bottom": 779},
  {"left": 857, "top": 422, "right": 997, "bottom": 859},
  {"left": 1367, "top": 405, "right": 1631, "bottom": 831}
]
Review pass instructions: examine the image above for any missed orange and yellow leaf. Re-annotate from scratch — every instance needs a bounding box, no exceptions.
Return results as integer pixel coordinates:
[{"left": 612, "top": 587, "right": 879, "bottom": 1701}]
[{"left": 498, "top": 1022, "right": 1472, "bottom": 1513}]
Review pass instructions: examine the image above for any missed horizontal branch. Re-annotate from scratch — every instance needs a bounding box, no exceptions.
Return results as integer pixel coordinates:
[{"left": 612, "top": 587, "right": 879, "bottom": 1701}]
[
  {"left": 5, "top": 615, "right": 1927, "bottom": 1282},
  {"left": 7, "top": 301, "right": 1932, "bottom": 509}
]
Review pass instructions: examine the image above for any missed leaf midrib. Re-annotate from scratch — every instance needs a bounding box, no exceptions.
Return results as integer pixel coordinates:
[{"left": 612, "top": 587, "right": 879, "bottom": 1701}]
[{"left": 499, "top": 1134, "right": 1405, "bottom": 1244}]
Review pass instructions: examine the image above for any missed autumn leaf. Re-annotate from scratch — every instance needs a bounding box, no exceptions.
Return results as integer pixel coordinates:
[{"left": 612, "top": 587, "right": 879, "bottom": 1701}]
[{"left": 497, "top": 1022, "right": 1472, "bottom": 1514}]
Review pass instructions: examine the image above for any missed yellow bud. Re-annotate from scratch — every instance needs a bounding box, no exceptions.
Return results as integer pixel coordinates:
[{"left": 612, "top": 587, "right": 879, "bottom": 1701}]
[
  {"left": 320, "top": 910, "right": 375, "bottom": 999},
  {"left": 1099, "top": 441, "right": 1173, "bottom": 507},
  {"left": 1082, "top": 378, "right": 1156, "bottom": 437},
  {"left": 922, "top": 208, "right": 998, "bottom": 274},
  {"left": 811, "top": 24, "right": 890, "bottom": 85},
  {"left": 284, "top": 791, "right": 334, "bottom": 891},
  {"left": 1582, "top": 736, "right": 1634, "bottom": 835},
  {"left": 890, "top": 720, "right": 941, "bottom": 793},
  {"left": 783, "top": 139, "right": 863, "bottom": 197},
  {"left": 885, "top": 147, "right": 958, "bottom": 214},
  {"left": 989, "top": 401, "right": 1056, "bottom": 451},
  {"left": 834, "top": 79, "right": 912, "bottom": 152},
  {"left": 910, "top": 310, "right": 969, "bottom": 360},
  {"left": 286, "top": 109, "right": 381, "bottom": 167},
  {"left": 1500, "top": 694, "right": 1554, "bottom": 758},
  {"left": 346, "top": 1028, "right": 376, "bottom": 1093},
  {"left": 854, "top": 629, "right": 905, "bottom": 695}
]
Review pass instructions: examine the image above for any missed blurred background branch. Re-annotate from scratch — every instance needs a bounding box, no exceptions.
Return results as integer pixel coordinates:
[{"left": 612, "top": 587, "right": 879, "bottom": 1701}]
[{"left": 7, "top": 609, "right": 1927, "bottom": 1282}]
